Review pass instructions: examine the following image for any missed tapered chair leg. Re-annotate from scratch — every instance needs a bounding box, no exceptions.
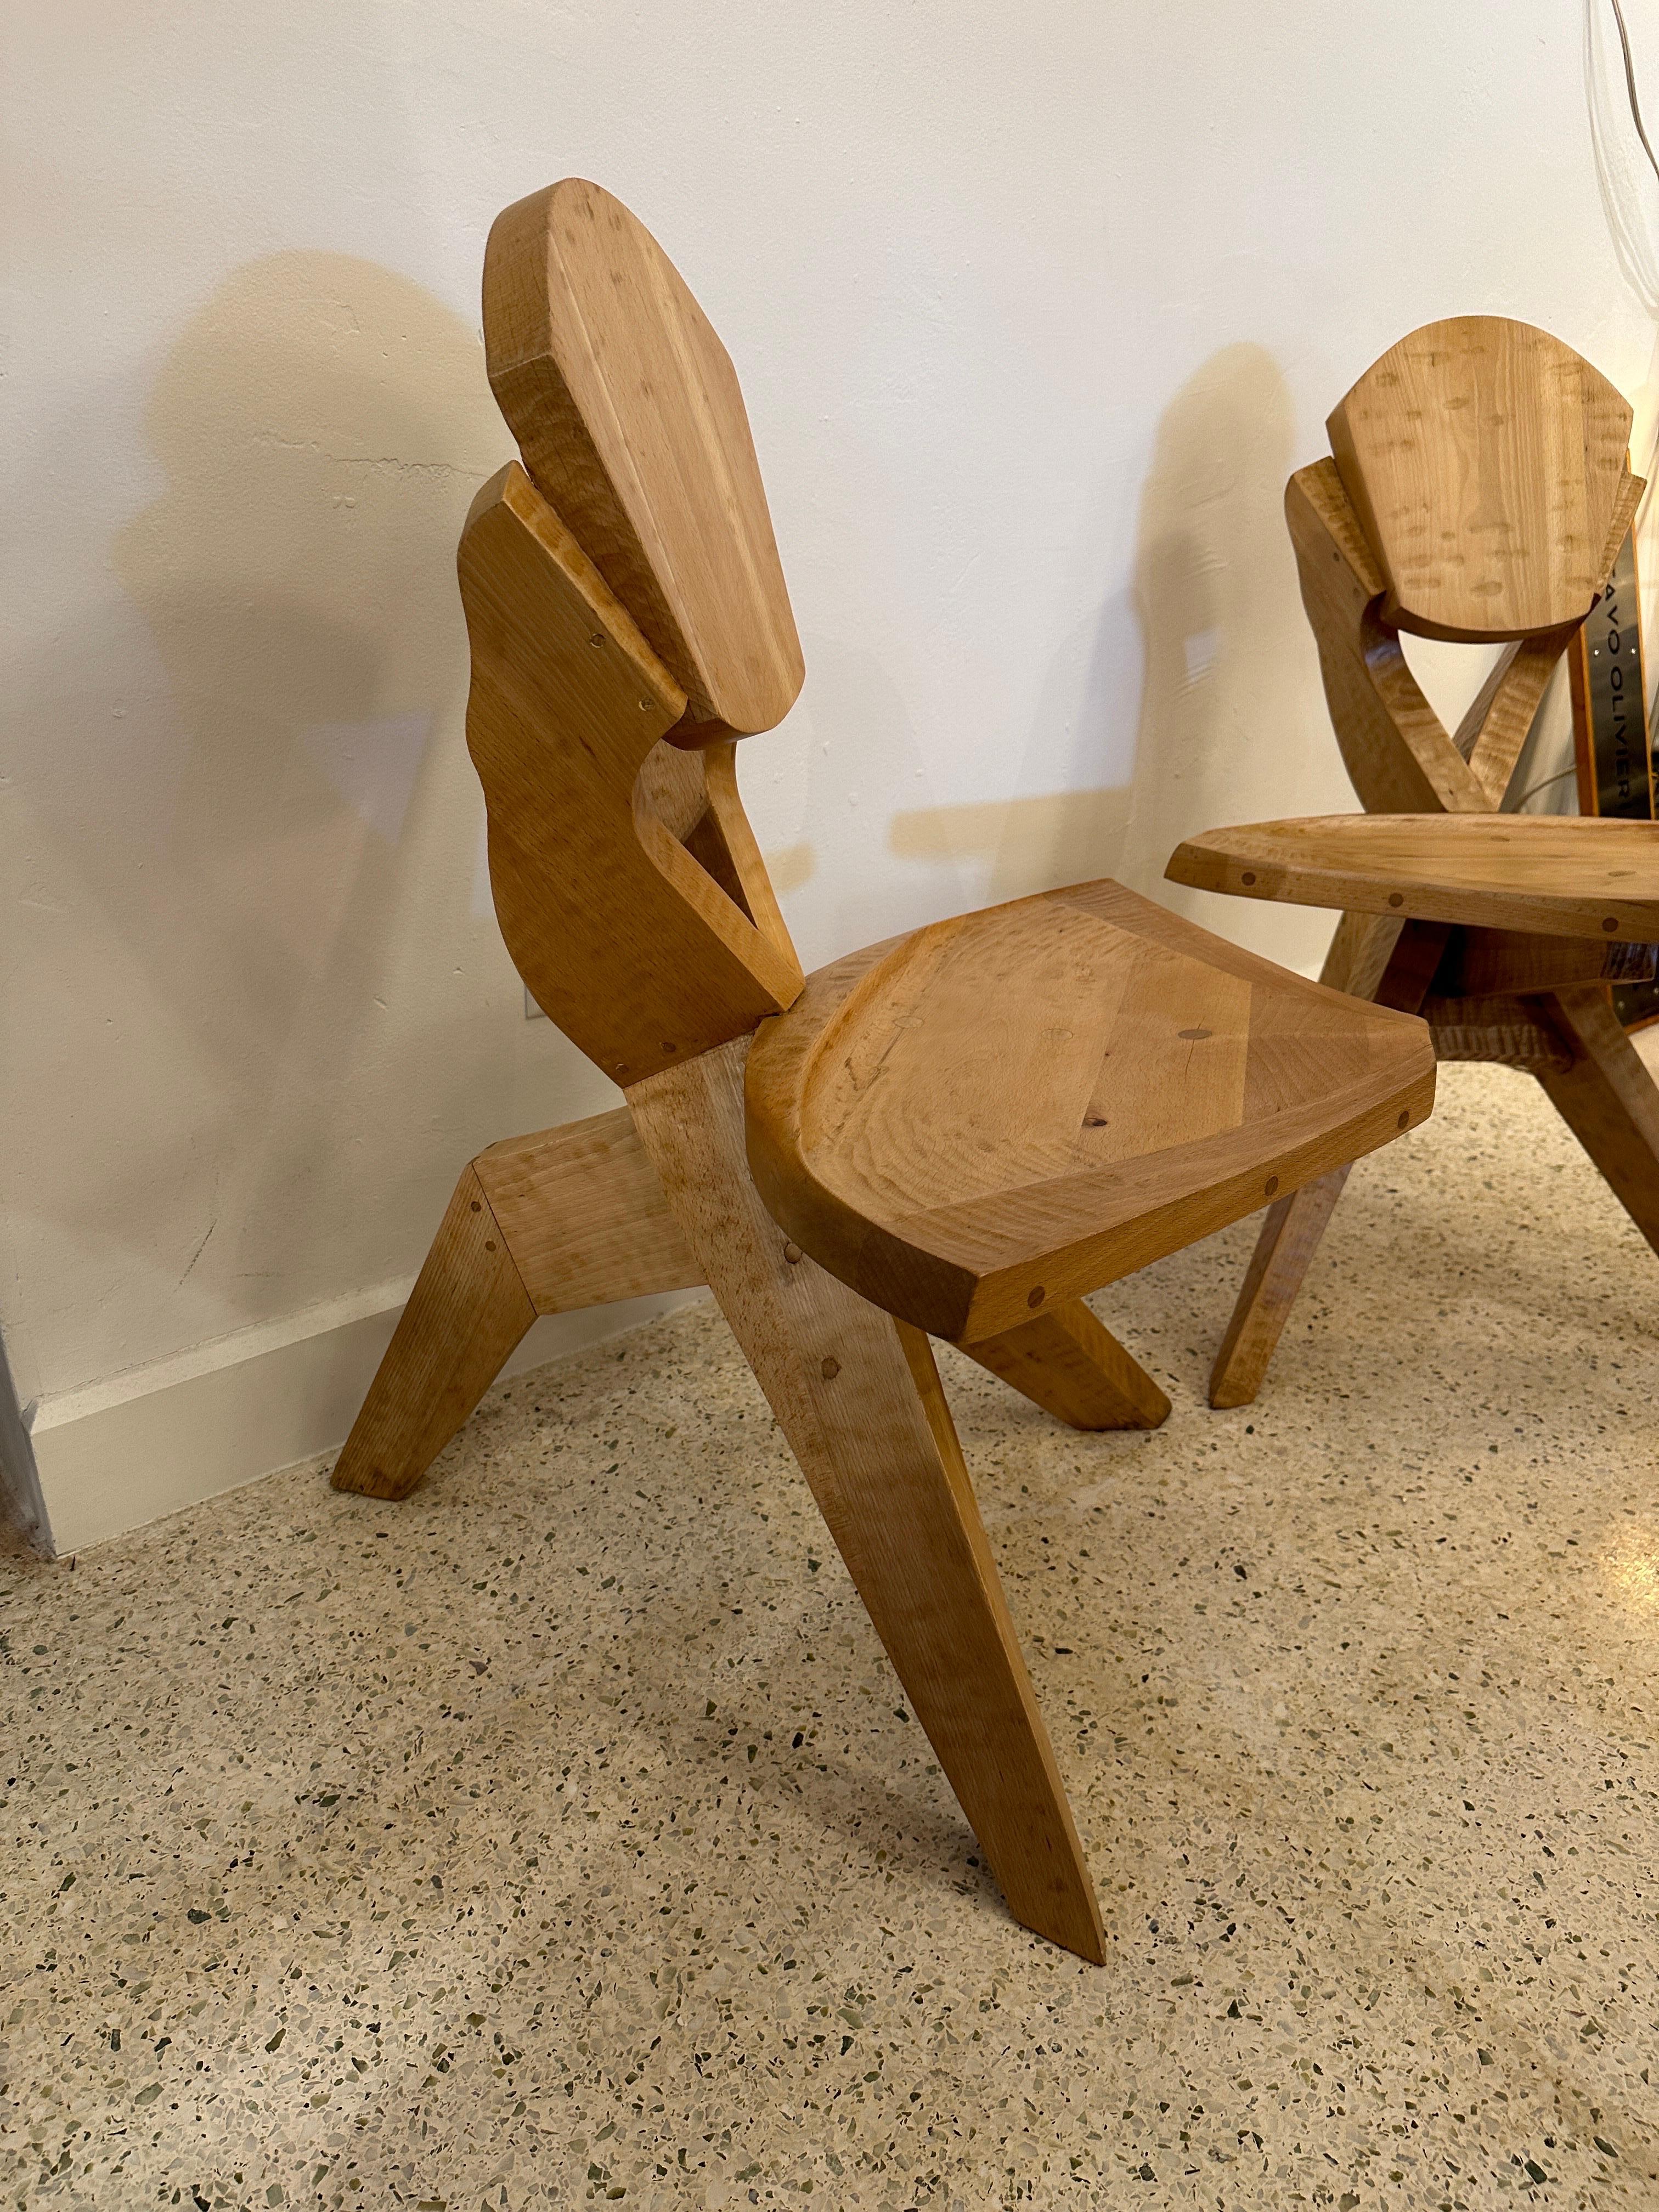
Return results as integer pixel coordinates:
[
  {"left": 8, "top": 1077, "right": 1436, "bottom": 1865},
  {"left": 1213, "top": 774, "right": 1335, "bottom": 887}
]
[
  {"left": 963, "top": 1301, "right": 1170, "bottom": 1430},
  {"left": 1207, "top": 913, "right": 1443, "bottom": 1409},
  {"left": 629, "top": 1037, "right": 1105, "bottom": 1962},
  {"left": 332, "top": 1108, "right": 704, "bottom": 1501},
  {"left": 1208, "top": 1166, "right": 1352, "bottom": 1409},
  {"left": 332, "top": 1166, "right": 538, "bottom": 1501},
  {"left": 1536, "top": 986, "right": 1659, "bottom": 1255}
]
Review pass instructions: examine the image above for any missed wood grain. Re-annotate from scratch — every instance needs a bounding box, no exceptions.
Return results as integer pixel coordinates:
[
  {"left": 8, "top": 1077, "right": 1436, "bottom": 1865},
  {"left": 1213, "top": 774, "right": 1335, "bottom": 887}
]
[
  {"left": 347, "top": 187, "right": 1484, "bottom": 1950},
  {"left": 484, "top": 178, "right": 804, "bottom": 738},
  {"left": 745, "top": 878, "right": 1435, "bottom": 1343},
  {"left": 332, "top": 1166, "right": 537, "bottom": 1501},
  {"left": 335, "top": 1113, "right": 1188, "bottom": 1504},
  {"left": 1285, "top": 462, "right": 1489, "bottom": 817},
  {"left": 630, "top": 1037, "right": 1105, "bottom": 1962},
  {"left": 1166, "top": 812, "right": 1659, "bottom": 943},
  {"left": 1535, "top": 985, "right": 1659, "bottom": 1252},
  {"left": 961, "top": 1301, "right": 1171, "bottom": 1431},
  {"left": 1423, "top": 1002, "right": 1575, "bottom": 1073},
  {"left": 460, "top": 461, "right": 802, "bottom": 1085},
  {"left": 1283, "top": 457, "right": 1630, "bottom": 821},
  {"left": 1327, "top": 315, "right": 1635, "bottom": 641},
  {"left": 472, "top": 1109, "right": 703, "bottom": 1312},
  {"left": 332, "top": 1116, "right": 709, "bottom": 1502},
  {"left": 1207, "top": 904, "right": 1447, "bottom": 1411},
  {"left": 1319, "top": 909, "right": 1407, "bottom": 1000},
  {"left": 1200, "top": 318, "right": 1655, "bottom": 1409},
  {"left": 1431, "top": 926, "right": 1656, "bottom": 1000},
  {"left": 1453, "top": 624, "right": 1584, "bottom": 807},
  {"left": 1207, "top": 1167, "right": 1352, "bottom": 1410}
]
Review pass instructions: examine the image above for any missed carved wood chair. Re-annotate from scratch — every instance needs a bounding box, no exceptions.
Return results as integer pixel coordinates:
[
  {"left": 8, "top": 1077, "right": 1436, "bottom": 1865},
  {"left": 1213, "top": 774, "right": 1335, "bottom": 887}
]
[
  {"left": 1163, "top": 316, "right": 1659, "bottom": 1409},
  {"left": 331, "top": 179, "right": 1435, "bottom": 1960}
]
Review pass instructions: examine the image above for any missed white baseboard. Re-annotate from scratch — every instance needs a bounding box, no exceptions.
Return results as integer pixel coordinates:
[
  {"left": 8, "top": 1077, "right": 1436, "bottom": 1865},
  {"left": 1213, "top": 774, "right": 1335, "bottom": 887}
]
[{"left": 26, "top": 1284, "right": 706, "bottom": 1557}]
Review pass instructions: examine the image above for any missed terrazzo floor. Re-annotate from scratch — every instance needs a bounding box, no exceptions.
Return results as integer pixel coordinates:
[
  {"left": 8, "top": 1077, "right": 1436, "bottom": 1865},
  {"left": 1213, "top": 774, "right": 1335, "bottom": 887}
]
[{"left": 3, "top": 1060, "right": 1658, "bottom": 2211}]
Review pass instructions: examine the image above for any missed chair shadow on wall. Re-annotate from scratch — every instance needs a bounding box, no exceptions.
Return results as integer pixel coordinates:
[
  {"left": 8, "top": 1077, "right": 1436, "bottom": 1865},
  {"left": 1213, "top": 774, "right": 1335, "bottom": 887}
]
[
  {"left": 29, "top": 255, "right": 513, "bottom": 1326},
  {"left": 883, "top": 345, "right": 1328, "bottom": 980},
  {"left": 1118, "top": 343, "right": 1331, "bottom": 970},
  {"left": 885, "top": 595, "right": 1139, "bottom": 901}
]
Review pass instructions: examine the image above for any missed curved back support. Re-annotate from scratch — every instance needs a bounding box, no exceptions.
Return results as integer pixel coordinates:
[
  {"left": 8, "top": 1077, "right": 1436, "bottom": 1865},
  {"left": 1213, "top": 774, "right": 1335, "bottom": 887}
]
[
  {"left": 459, "top": 463, "right": 801, "bottom": 1085},
  {"left": 1327, "top": 315, "right": 1634, "bottom": 641},
  {"left": 461, "top": 183, "right": 806, "bottom": 1085},
  {"left": 484, "top": 178, "right": 804, "bottom": 738}
]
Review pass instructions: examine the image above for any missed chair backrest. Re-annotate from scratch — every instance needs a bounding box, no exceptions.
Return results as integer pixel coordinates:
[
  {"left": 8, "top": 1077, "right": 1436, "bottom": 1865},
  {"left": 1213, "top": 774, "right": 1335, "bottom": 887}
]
[
  {"left": 1287, "top": 316, "right": 1641, "bottom": 821},
  {"left": 459, "top": 182, "right": 804, "bottom": 1087},
  {"left": 484, "top": 179, "right": 804, "bottom": 736},
  {"left": 1327, "top": 314, "right": 1633, "bottom": 642}
]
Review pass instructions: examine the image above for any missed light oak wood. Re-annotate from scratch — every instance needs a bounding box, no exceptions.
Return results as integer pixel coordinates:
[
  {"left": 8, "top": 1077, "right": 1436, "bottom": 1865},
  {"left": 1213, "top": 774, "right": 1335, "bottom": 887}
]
[
  {"left": 476, "top": 1111, "right": 1158, "bottom": 1429},
  {"left": 1536, "top": 986, "right": 1659, "bottom": 1254},
  {"left": 629, "top": 1038, "right": 1105, "bottom": 1962},
  {"left": 343, "top": 183, "right": 1445, "bottom": 1954},
  {"left": 1206, "top": 904, "right": 1446, "bottom": 1409},
  {"left": 960, "top": 1300, "right": 1171, "bottom": 1431},
  {"left": 461, "top": 462, "right": 802, "bottom": 1085},
  {"left": 1452, "top": 628, "right": 1584, "bottom": 808},
  {"left": 1285, "top": 462, "right": 1492, "bottom": 816},
  {"left": 1167, "top": 812, "right": 1659, "bottom": 943},
  {"left": 333, "top": 1113, "right": 704, "bottom": 1501},
  {"left": 1282, "top": 458, "right": 1637, "bottom": 817},
  {"left": 472, "top": 1109, "right": 702, "bottom": 1312},
  {"left": 746, "top": 879, "right": 1435, "bottom": 1344},
  {"left": 1319, "top": 909, "right": 1407, "bottom": 1000},
  {"left": 332, "top": 1103, "right": 1180, "bottom": 1505},
  {"left": 484, "top": 179, "right": 804, "bottom": 738},
  {"left": 1198, "top": 315, "right": 1659, "bottom": 1408},
  {"left": 1207, "top": 1166, "right": 1352, "bottom": 1410},
  {"left": 332, "top": 1166, "right": 537, "bottom": 1502},
  {"left": 1370, "top": 918, "right": 1453, "bottom": 1013},
  {"left": 1327, "top": 315, "right": 1635, "bottom": 641}
]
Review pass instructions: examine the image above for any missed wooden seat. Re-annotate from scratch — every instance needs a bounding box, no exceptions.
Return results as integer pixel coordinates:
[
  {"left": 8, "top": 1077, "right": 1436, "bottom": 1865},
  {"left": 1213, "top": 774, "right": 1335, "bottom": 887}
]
[
  {"left": 1166, "top": 316, "right": 1659, "bottom": 1410},
  {"left": 746, "top": 879, "right": 1434, "bottom": 1344},
  {"left": 1170, "top": 814, "right": 1659, "bottom": 943},
  {"left": 330, "top": 179, "right": 1433, "bottom": 1963}
]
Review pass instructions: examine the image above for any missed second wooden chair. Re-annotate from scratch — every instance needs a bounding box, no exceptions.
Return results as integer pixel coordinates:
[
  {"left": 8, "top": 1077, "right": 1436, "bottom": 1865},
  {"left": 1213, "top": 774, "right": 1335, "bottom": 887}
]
[{"left": 1164, "top": 317, "right": 1659, "bottom": 1407}]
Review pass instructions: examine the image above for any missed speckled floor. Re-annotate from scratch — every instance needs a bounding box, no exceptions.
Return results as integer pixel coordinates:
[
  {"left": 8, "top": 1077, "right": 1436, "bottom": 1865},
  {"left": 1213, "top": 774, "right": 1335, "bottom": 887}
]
[{"left": 3, "top": 1060, "right": 1658, "bottom": 2212}]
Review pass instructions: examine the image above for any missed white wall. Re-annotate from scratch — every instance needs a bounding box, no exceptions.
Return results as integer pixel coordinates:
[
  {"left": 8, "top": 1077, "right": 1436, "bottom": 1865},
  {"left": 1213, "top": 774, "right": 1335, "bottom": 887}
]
[{"left": 6, "top": 1, "right": 1659, "bottom": 1547}]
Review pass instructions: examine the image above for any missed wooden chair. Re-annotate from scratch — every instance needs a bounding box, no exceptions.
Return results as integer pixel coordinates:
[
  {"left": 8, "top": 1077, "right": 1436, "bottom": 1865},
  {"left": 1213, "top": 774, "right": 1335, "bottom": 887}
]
[
  {"left": 331, "top": 179, "right": 1435, "bottom": 1960},
  {"left": 1163, "top": 315, "right": 1659, "bottom": 1409}
]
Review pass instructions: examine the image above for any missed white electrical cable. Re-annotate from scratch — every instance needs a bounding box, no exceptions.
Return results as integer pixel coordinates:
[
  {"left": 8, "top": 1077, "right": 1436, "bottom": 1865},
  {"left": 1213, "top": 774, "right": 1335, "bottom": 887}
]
[
  {"left": 1607, "top": 0, "right": 1659, "bottom": 188},
  {"left": 1606, "top": 0, "right": 1659, "bottom": 550},
  {"left": 1597, "top": 0, "right": 1659, "bottom": 761}
]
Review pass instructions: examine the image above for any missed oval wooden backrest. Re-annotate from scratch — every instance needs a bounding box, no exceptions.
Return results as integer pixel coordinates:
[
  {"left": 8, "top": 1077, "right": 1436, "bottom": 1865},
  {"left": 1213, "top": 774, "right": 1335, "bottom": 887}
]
[
  {"left": 1327, "top": 315, "right": 1633, "bottom": 641},
  {"left": 483, "top": 178, "right": 805, "bottom": 738}
]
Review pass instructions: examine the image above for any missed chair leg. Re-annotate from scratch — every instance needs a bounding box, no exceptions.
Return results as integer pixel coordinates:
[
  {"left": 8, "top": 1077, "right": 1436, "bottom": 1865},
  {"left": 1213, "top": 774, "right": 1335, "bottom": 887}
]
[
  {"left": 629, "top": 1039, "right": 1105, "bottom": 1963},
  {"left": 332, "top": 1108, "right": 704, "bottom": 1502},
  {"left": 331, "top": 1165, "right": 537, "bottom": 1500},
  {"left": 1207, "top": 915, "right": 1445, "bottom": 1409},
  {"left": 962, "top": 1302, "right": 1170, "bottom": 1430},
  {"left": 1207, "top": 1166, "right": 1352, "bottom": 1409},
  {"left": 1535, "top": 986, "right": 1659, "bottom": 1255}
]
